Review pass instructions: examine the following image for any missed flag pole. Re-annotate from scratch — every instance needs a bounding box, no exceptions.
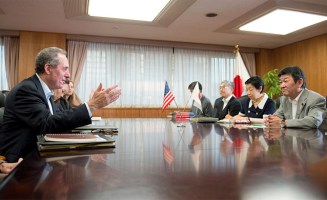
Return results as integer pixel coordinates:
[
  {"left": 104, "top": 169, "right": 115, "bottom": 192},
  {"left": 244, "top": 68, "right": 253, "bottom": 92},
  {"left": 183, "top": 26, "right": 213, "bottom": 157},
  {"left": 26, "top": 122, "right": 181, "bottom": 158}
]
[
  {"left": 173, "top": 99, "right": 179, "bottom": 110},
  {"left": 175, "top": 95, "right": 192, "bottom": 127},
  {"left": 234, "top": 44, "right": 239, "bottom": 53},
  {"left": 173, "top": 99, "right": 183, "bottom": 124},
  {"left": 182, "top": 95, "right": 192, "bottom": 112}
]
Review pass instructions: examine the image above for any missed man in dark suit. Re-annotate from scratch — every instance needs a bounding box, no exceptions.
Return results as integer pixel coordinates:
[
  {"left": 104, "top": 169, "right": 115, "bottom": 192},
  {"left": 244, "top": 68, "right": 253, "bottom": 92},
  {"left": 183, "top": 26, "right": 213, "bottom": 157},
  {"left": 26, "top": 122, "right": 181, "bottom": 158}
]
[
  {"left": 0, "top": 47, "right": 121, "bottom": 162},
  {"left": 188, "top": 81, "right": 214, "bottom": 117},
  {"left": 212, "top": 80, "right": 241, "bottom": 119}
]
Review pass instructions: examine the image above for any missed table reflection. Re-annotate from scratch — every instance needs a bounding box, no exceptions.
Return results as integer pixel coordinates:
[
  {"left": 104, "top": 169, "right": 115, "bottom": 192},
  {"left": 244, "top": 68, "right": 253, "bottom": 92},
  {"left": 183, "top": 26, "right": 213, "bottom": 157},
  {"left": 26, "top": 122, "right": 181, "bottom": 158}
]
[{"left": 1, "top": 118, "right": 327, "bottom": 200}]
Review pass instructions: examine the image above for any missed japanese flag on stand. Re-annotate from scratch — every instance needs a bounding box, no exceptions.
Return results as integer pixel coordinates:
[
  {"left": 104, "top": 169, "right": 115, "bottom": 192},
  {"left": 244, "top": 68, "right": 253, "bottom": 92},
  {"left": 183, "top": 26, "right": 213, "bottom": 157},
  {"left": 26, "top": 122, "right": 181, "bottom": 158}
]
[
  {"left": 233, "top": 50, "right": 250, "bottom": 98},
  {"left": 191, "top": 82, "right": 202, "bottom": 112}
]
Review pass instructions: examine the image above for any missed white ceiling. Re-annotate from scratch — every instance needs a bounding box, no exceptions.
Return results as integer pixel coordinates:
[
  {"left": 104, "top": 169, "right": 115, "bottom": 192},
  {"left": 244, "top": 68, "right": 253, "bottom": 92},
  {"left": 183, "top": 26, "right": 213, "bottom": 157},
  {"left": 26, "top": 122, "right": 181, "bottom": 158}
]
[{"left": 1, "top": 0, "right": 327, "bottom": 49}]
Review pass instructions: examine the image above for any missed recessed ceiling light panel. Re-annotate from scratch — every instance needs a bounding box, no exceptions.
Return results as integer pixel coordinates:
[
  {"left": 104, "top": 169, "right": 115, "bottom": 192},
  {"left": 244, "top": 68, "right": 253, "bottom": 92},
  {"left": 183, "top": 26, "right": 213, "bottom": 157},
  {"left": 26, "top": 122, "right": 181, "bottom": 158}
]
[
  {"left": 88, "top": 0, "right": 171, "bottom": 22},
  {"left": 239, "top": 9, "right": 327, "bottom": 35}
]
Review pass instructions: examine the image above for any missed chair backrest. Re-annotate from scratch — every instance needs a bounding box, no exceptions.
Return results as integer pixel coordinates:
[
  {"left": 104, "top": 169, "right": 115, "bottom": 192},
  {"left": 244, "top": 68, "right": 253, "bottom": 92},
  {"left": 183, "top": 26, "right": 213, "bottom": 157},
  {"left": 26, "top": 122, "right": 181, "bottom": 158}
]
[
  {"left": 275, "top": 95, "right": 281, "bottom": 109},
  {"left": 0, "top": 107, "right": 4, "bottom": 125},
  {"left": 237, "top": 95, "right": 248, "bottom": 105},
  {"left": 0, "top": 92, "right": 5, "bottom": 107}
]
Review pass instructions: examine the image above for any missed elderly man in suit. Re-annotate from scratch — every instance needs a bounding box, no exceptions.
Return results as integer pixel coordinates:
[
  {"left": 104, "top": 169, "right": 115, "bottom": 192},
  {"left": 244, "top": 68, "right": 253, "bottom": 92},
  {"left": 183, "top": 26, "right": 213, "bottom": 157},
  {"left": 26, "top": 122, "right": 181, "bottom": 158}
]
[
  {"left": 265, "top": 66, "right": 326, "bottom": 128},
  {"left": 0, "top": 47, "right": 121, "bottom": 162},
  {"left": 212, "top": 80, "right": 241, "bottom": 120}
]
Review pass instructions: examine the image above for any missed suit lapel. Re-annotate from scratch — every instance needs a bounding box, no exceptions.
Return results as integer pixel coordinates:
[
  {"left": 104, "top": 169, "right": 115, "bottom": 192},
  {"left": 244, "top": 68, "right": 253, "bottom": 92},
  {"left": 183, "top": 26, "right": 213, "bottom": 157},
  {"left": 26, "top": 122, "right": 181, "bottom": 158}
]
[
  {"left": 296, "top": 89, "right": 308, "bottom": 119},
  {"left": 218, "top": 99, "right": 224, "bottom": 111},
  {"left": 225, "top": 96, "right": 235, "bottom": 110}
]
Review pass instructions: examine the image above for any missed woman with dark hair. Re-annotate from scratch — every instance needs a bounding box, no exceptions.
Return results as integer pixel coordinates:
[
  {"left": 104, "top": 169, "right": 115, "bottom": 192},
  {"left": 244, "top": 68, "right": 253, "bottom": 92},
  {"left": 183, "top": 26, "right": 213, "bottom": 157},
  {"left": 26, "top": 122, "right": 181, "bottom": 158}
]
[
  {"left": 53, "top": 88, "right": 72, "bottom": 111},
  {"left": 234, "top": 76, "right": 275, "bottom": 123}
]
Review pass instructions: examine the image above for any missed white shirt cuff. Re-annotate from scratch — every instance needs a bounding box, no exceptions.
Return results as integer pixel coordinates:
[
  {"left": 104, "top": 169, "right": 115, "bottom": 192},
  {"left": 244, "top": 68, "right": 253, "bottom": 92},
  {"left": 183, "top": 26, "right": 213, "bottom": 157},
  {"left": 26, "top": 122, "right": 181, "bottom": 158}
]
[{"left": 85, "top": 103, "right": 92, "bottom": 117}]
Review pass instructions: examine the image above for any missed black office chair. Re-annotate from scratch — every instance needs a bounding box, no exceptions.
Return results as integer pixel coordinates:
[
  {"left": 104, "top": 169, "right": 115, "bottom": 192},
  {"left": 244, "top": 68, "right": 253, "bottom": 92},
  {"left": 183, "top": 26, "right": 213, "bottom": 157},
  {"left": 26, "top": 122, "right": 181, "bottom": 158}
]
[
  {"left": 275, "top": 95, "right": 281, "bottom": 109},
  {"left": 0, "top": 91, "right": 5, "bottom": 108},
  {"left": 237, "top": 95, "right": 248, "bottom": 105},
  {"left": 0, "top": 91, "right": 8, "bottom": 125}
]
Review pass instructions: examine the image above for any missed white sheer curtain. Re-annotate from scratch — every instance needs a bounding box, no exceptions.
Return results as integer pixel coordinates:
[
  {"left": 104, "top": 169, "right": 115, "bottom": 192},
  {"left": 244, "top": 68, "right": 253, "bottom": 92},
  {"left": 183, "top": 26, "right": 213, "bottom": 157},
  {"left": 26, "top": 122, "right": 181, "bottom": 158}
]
[
  {"left": 77, "top": 42, "right": 173, "bottom": 107},
  {"left": 172, "top": 48, "right": 235, "bottom": 107},
  {"left": 0, "top": 38, "right": 8, "bottom": 90},
  {"left": 76, "top": 41, "right": 236, "bottom": 108}
]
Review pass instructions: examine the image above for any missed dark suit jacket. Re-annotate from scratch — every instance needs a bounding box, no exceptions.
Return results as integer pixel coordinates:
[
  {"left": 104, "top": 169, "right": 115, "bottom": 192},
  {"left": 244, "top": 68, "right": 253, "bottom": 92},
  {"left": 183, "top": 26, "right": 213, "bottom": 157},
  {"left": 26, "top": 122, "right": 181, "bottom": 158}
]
[
  {"left": 0, "top": 75, "right": 91, "bottom": 162},
  {"left": 212, "top": 96, "right": 241, "bottom": 119},
  {"left": 240, "top": 96, "right": 275, "bottom": 118}
]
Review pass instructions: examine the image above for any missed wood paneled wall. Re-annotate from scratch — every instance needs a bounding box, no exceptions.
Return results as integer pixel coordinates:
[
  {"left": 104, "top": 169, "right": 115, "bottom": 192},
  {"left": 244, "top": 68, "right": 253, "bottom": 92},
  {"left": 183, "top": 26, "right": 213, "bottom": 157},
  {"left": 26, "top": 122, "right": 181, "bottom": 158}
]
[
  {"left": 273, "top": 34, "right": 327, "bottom": 95},
  {"left": 16, "top": 31, "right": 327, "bottom": 117},
  {"left": 256, "top": 33, "right": 327, "bottom": 96},
  {"left": 92, "top": 108, "right": 186, "bottom": 118},
  {"left": 255, "top": 49, "right": 274, "bottom": 76},
  {"left": 18, "top": 31, "right": 66, "bottom": 81}
]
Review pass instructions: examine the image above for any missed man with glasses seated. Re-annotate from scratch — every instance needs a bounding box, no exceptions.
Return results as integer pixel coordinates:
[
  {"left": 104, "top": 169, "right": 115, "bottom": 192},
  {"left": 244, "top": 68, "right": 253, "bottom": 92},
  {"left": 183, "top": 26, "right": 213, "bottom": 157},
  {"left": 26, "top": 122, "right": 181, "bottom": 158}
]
[{"left": 212, "top": 80, "right": 241, "bottom": 120}]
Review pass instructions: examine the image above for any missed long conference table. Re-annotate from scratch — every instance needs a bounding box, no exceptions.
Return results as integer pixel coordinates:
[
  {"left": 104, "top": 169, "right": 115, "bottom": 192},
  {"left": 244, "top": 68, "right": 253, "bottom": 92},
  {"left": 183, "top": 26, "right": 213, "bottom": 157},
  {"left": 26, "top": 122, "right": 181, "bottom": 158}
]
[{"left": 1, "top": 118, "right": 327, "bottom": 200}]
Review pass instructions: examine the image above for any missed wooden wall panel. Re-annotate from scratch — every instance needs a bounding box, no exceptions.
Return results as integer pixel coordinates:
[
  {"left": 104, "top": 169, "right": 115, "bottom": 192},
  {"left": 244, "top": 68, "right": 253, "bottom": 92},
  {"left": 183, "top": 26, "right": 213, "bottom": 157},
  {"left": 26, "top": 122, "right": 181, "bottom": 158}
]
[
  {"left": 256, "top": 34, "right": 327, "bottom": 96},
  {"left": 18, "top": 31, "right": 66, "bottom": 81},
  {"left": 92, "top": 108, "right": 186, "bottom": 118},
  {"left": 272, "top": 34, "right": 327, "bottom": 96},
  {"left": 255, "top": 48, "right": 274, "bottom": 77}
]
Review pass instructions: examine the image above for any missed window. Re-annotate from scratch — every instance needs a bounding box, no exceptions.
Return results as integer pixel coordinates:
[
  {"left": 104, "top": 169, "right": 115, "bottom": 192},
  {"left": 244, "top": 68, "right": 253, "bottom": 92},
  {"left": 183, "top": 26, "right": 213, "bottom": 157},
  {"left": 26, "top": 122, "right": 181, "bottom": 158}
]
[
  {"left": 0, "top": 38, "right": 8, "bottom": 90},
  {"left": 77, "top": 42, "right": 236, "bottom": 108}
]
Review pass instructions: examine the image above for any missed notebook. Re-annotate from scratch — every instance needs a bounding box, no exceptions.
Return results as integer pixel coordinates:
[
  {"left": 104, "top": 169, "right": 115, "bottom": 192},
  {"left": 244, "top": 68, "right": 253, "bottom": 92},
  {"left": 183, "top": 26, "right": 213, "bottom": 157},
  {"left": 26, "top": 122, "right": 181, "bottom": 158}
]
[
  {"left": 37, "top": 133, "right": 115, "bottom": 152},
  {"left": 189, "top": 117, "right": 218, "bottom": 123},
  {"left": 44, "top": 133, "right": 103, "bottom": 143}
]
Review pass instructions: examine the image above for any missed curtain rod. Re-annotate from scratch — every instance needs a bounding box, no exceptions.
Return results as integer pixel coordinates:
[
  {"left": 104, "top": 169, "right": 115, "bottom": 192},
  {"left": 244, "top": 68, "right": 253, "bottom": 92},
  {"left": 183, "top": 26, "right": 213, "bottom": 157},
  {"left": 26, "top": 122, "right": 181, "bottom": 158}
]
[{"left": 67, "top": 34, "right": 260, "bottom": 53}]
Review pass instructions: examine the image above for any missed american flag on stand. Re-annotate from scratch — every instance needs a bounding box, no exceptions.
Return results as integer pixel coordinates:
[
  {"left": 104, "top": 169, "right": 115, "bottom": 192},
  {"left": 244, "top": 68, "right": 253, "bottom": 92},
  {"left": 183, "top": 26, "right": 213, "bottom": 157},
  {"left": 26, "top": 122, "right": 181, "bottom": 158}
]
[{"left": 162, "top": 81, "right": 175, "bottom": 112}]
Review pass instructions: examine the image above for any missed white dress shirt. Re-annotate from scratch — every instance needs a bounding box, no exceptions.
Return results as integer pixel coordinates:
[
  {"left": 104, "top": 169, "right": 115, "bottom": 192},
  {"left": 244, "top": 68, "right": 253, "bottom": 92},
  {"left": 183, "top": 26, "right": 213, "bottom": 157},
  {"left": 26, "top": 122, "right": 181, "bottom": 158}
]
[
  {"left": 222, "top": 95, "right": 233, "bottom": 110},
  {"left": 289, "top": 90, "right": 304, "bottom": 119},
  {"left": 36, "top": 73, "right": 54, "bottom": 115}
]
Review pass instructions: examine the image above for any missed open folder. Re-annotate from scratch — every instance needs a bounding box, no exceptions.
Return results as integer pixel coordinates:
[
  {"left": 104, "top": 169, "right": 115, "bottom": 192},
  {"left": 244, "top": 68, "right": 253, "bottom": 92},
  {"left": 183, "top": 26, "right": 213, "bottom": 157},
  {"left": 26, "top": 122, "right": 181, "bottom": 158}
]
[{"left": 37, "top": 132, "right": 115, "bottom": 152}]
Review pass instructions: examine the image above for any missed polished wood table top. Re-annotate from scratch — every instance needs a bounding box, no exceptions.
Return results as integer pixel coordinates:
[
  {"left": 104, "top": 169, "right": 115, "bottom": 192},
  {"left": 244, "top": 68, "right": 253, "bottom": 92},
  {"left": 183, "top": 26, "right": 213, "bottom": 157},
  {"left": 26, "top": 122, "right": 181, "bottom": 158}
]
[{"left": 1, "top": 118, "right": 327, "bottom": 200}]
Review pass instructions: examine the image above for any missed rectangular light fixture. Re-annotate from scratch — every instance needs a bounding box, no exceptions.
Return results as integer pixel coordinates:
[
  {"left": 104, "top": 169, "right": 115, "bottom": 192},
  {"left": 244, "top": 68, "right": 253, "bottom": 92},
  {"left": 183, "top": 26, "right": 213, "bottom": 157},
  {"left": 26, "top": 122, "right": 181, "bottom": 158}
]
[
  {"left": 88, "top": 0, "right": 171, "bottom": 22},
  {"left": 239, "top": 9, "right": 327, "bottom": 35}
]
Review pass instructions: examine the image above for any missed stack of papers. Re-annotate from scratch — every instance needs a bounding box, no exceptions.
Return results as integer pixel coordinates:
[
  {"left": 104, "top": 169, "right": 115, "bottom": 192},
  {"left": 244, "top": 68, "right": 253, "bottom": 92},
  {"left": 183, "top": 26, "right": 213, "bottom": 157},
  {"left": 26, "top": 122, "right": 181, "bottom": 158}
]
[
  {"left": 44, "top": 133, "right": 102, "bottom": 142},
  {"left": 91, "top": 116, "right": 102, "bottom": 121},
  {"left": 37, "top": 133, "right": 115, "bottom": 152}
]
